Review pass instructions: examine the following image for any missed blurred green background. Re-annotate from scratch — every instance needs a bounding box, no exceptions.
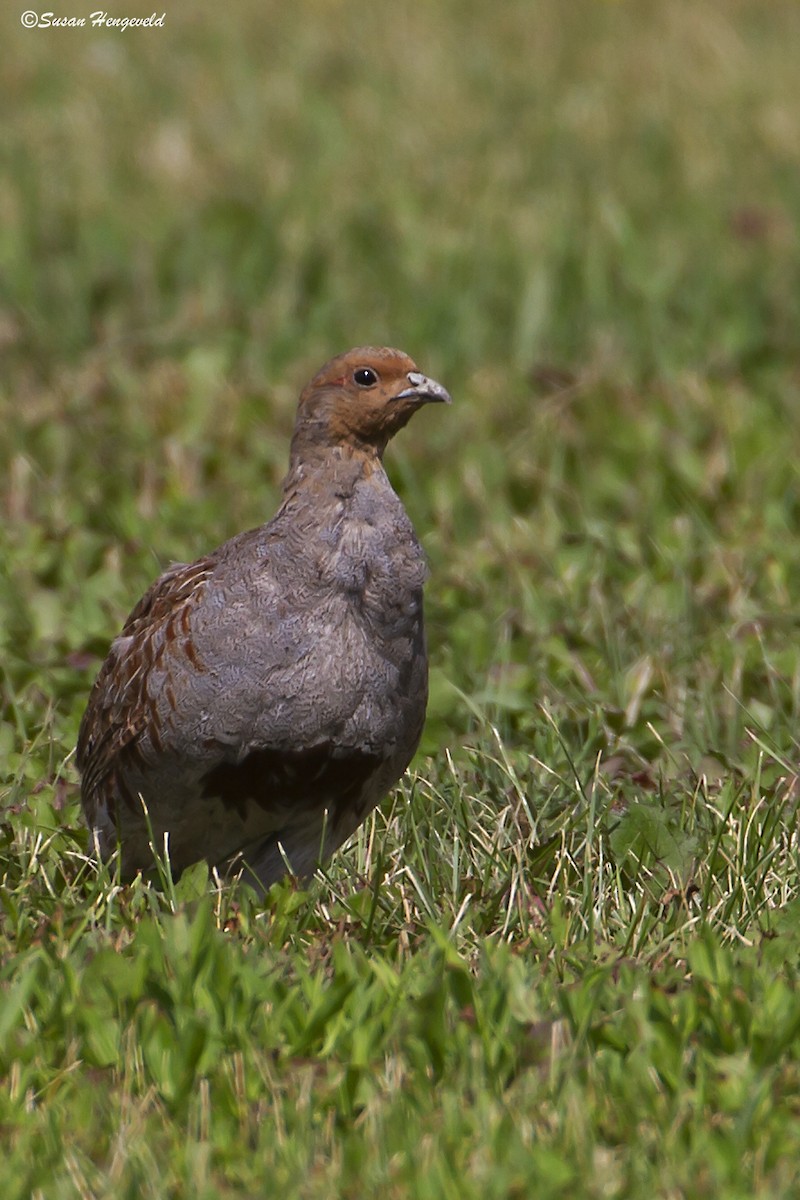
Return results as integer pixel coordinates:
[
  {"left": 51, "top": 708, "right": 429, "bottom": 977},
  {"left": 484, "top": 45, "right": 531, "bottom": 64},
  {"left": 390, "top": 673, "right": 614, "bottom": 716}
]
[
  {"left": 3, "top": 0, "right": 800, "bottom": 770},
  {"left": 3, "top": 2, "right": 800, "bottom": 1195}
]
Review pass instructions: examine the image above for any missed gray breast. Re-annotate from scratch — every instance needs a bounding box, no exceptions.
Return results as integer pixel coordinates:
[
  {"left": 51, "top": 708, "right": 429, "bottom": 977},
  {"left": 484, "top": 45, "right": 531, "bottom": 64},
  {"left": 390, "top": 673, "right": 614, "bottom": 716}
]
[{"left": 174, "top": 469, "right": 429, "bottom": 757}]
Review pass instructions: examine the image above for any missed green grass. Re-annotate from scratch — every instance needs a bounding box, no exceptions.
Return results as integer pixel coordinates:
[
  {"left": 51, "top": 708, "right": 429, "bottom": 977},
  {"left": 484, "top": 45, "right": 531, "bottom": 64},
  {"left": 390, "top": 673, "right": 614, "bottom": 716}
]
[{"left": 3, "top": 0, "right": 800, "bottom": 1195}]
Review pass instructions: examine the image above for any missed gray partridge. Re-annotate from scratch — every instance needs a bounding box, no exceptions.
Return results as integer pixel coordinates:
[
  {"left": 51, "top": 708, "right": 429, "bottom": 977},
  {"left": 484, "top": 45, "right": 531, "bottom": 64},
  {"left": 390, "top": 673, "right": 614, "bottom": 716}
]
[{"left": 77, "top": 347, "right": 450, "bottom": 890}]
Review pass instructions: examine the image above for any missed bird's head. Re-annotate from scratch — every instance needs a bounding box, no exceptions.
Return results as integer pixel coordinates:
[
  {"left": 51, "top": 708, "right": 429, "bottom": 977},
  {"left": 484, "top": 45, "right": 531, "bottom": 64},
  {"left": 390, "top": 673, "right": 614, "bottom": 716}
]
[{"left": 290, "top": 346, "right": 451, "bottom": 463}]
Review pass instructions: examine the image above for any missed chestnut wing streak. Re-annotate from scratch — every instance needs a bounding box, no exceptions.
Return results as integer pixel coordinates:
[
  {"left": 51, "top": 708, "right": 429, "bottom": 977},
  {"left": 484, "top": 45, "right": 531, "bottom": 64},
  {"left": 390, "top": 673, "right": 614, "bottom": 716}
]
[{"left": 77, "top": 557, "right": 215, "bottom": 814}]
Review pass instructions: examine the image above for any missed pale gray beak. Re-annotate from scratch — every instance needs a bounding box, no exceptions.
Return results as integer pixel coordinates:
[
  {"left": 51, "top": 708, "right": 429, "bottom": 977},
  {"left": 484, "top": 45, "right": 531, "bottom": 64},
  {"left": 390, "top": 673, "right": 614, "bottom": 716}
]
[{"left": 394, "top": 371, "right": 452, "bottom": 405}]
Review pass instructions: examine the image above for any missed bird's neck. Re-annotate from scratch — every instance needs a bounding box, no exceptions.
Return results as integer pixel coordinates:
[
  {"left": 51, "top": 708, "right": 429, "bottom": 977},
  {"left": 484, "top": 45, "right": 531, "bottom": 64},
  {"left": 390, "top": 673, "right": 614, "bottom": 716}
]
[{"left": 282, "top": 441, "right": 385, "bottom": 500}]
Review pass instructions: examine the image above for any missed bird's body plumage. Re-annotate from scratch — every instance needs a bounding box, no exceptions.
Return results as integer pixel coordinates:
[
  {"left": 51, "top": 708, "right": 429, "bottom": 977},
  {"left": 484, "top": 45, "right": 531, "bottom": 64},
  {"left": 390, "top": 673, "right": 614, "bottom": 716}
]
[{"left": 77, "top": 347, "right": 449, "bottom": 889}]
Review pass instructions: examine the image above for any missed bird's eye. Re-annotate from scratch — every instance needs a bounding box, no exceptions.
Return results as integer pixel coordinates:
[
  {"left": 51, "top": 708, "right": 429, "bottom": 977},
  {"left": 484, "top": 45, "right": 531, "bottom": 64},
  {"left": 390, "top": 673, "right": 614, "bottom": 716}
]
[{"left": 353, "top": 367, "right": 378, "bottom": 387}]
